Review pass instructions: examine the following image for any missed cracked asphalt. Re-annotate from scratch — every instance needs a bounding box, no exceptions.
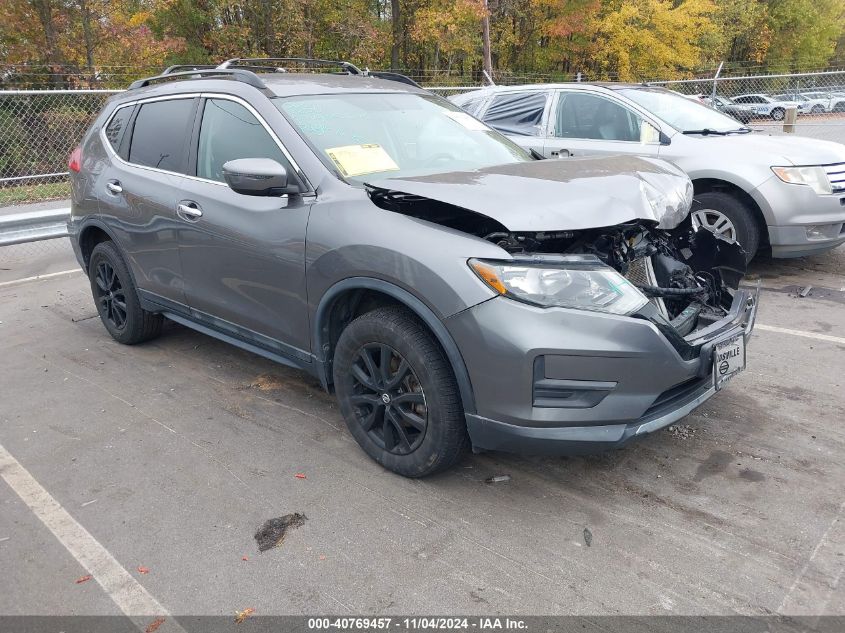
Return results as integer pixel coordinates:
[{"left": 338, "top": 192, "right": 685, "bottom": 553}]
[{"left": 0, "top": 237, "right": 843, "bottom": 618}]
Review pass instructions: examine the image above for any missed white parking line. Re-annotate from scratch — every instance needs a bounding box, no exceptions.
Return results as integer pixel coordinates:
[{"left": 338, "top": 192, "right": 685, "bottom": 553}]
[
  {"left": 0, "top": 268, "right": 81, "bottom": 288},
  {"left": 0, "top": 442, "right": 185, "bottom": 632},
  {"left": 756, "top": 323, "right": 845, "bottom": 346}
]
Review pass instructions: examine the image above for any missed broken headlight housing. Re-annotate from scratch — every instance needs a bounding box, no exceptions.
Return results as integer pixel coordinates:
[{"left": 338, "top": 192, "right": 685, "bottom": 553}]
[{"left": 469, "top": 256, "right": 649, "bottom": 315}]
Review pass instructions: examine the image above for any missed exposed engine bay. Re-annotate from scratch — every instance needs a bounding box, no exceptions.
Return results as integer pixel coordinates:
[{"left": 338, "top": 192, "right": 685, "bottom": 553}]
[
  {"left": 480, "top": 220, "right": 747, "bottom": 337},
  {"left": 367, "top": 185, "right": 747, "bottom": 339}
]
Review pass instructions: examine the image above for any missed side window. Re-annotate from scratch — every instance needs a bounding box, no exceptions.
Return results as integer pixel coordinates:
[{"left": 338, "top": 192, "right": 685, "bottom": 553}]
[
  {"left": 734, "top": 96, "right": 751, "bottom": 104},
  {"left": 104, "top": 106, "right": 132, "bottom": 151},
  {"left": 128, "top": 99, "right": 195, "bottom": 173},
  {"left": 481, "top": 92, "right": 547, "bottom": 136},
  {"left": 555, "top": 92, "right": 642, "bottom": 142},
  {"left": 197, "top": 98, "right": 292, "bottom": 183}
]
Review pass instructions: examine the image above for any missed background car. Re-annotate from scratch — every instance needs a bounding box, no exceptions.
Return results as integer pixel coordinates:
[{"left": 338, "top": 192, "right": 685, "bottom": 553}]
[
  {"left": 731, "top": 93, "right": 797, "bottom": 120},
  {"left": 771, "top": 93, "right": 825, "bottom": 114},
  {"left": 800, "top": 91, "right": 845, "bottom": 112},
  {"left": 704, "top": 95, "right": 754, "bottom": 123},
  {"left": 451, "top": 83, "right": 845, "bottom": 261}
]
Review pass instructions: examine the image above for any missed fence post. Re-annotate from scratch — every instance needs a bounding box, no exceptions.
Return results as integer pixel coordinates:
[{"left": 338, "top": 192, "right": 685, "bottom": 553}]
[
  {"left": 711, "top": 61, "right": 723, "bottom": 101},
  {"left": 783, "top": 106, "right": 798, "bottom": 133}
]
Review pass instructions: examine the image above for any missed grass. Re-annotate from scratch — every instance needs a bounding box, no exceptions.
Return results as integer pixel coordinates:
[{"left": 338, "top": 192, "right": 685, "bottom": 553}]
[{"left": 0, "top": 181, "right": 71, "bottom": 206}]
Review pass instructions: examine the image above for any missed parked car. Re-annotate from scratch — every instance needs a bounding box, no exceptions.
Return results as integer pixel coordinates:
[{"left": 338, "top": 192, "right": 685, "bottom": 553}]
[
  {"left": 704, "top": 95, "right": 754, "bottom": 124},
  {"left": 771, "top": 93, "right": 824, "bottom": 115},
  {"left": 731, "top": 93, "right": 799, "bottom": 120},
  {"left": 800, "top": 91, "right": 845, "bottom": 113},
  {"left": 67, "top": 61, "right": 757, "bottom": 477},
  {"left": 451, "top": 84, "right": 845, "bottom": 260}
]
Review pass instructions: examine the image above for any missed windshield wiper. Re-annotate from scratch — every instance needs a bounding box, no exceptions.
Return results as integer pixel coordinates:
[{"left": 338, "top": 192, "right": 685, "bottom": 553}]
[{"left": 682, "top": 128, "right": 729, "bottom": 136}]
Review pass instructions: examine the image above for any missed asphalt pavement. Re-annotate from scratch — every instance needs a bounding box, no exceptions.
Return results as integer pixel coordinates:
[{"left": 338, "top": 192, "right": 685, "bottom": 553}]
[{"left": 0, "top": 237, "right": 843, "bottom": 621}]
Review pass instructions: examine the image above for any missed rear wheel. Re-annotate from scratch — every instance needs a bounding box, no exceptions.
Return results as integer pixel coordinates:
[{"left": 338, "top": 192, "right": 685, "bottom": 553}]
[
  {"left": 771, "top": 107, "right": 785, "bottom": 121},
  {"left": 88, "top": 241, "right": 162, "bottom": 344},
  {"left": 333, "top": 306, "right": 469, "bottom": 477},
  {"left": 691, "top": 191, "right": 761, "bottom": 262}
]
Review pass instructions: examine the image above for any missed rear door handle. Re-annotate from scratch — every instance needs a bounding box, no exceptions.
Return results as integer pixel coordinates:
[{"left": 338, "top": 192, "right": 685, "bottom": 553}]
[
  {"left": 176, "top": 201, "right": 203, "bottom": 221},
  {"left": 106, "top": 180, "right": 122, "bottom": 194}
]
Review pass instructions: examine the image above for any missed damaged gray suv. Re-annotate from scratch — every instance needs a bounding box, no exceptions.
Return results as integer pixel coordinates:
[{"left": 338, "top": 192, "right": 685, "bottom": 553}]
[{"left": 68, "top": 59, "right": 757, "bottom": 477}]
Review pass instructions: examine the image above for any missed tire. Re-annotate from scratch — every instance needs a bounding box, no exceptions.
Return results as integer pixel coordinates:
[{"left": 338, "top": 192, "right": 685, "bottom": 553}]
[
  {"left": 833, "top": 102, "right": 845, "bottom": 113},
  {"left": 333, "top": 305, "right": 469, "bottom": 477},
  {"left": 811, "top": 105, "right": 824, "bottom": 114},
  {"left": 770, "top": 107, "right": 785, "bottom": 121},
  {"left": 88, "top": 241, "right": 162, "bottom": 344},
  {"left": 690, "top": 191, "right": 761, "bottom": 262}
]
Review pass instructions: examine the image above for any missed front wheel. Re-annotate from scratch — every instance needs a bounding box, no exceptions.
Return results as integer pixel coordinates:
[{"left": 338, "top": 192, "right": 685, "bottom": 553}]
[
  {"left": 333, "top": 306, "right": 469, "bottom": 477},
  {"left": 88, "top": 241, "right": 163, "bottom": 344},
  {"left": 690, "top": 191, "right": 761, "bottom": 262},
  {"left": 811, "top": 105, "right": 825, "bottom": 114}
]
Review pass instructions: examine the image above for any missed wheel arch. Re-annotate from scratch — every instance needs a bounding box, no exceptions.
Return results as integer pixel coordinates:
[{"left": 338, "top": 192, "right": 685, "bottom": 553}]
[
  {"left": 692, "top": 177, "right": 770, "bottom": 248},
  {"left": 78, "top": 220, "right": 119, "bottom": 273},
  {"left": 313, "top": 277, "right": 477, "bottom": 415}
]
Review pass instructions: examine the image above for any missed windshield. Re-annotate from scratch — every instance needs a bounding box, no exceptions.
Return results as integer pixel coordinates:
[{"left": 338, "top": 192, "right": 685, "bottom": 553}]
[
  {"left": 620, "top": 88, "right": 746, "bottom": 133},
  {"left": 274, "top": 93, "right": 531, "bottom": 184}
]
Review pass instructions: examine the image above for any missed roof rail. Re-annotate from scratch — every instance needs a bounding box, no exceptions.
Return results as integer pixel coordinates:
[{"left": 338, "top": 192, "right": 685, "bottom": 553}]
[
  {"left": 128, "top": 68, "right": 267, "bottom": 91},
  {"left": 218, "top": 57, "right": 363, "bottom": 75},
  {"left": 161, "top": 64, "right": 217, "bottom": 75},
  {"left": 367, "top": 71, "right": 422, "bottom": 89}
]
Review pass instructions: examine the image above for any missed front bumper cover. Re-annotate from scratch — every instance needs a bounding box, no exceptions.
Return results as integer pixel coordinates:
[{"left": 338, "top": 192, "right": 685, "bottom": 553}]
[{"left": 448, "top": 287, "right": 758, "bottom": 455}]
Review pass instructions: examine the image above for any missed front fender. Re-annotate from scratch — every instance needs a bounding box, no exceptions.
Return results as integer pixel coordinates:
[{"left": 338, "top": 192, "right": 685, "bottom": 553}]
[{"left": 312, "top": 276, "right": 478, "bottom": 415}]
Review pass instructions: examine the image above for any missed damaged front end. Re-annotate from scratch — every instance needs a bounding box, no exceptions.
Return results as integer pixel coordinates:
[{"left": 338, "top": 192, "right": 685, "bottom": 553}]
[
  {"left": 467, "top": 218, "right": 748, "bottom": 341},
  {"left": 366, "top": 158, "right": 752, "bottom": 350}
]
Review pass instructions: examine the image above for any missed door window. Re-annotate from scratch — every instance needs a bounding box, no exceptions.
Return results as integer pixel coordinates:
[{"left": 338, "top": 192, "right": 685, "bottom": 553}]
[
  {"left": 555, "top": 92, "right": 643, "bottom": 141},
  {"left": 128, "top": 98, "right": 195, "bottom": 173},
  {"left": 197, "top": 98, "right": 292, "bottom": 183},
  {"left": 482, "top": 92, "right": 547, "bottom": 136}
]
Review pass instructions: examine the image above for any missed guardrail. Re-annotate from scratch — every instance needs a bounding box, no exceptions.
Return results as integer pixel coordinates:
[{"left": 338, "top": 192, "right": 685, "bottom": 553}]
[{"left": 0, "top": 208, "right": 70, "bottom": 246}]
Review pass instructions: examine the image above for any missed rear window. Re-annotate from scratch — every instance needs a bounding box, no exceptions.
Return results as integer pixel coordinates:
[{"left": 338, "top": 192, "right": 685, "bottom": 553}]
[
  {"left": 482, "top": 92, "right": 547, "bottom": 136},
  {"left": 128, "top": 99, "right": 195, "bottom": 173},
  {"left": 104, "top": 106, "right": 132, "bottom": 151}
]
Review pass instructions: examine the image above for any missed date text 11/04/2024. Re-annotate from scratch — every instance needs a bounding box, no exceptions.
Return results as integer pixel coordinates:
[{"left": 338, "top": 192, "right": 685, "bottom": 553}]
[{"left": 307, "top": 617, "right": 528, "bottom": 630}]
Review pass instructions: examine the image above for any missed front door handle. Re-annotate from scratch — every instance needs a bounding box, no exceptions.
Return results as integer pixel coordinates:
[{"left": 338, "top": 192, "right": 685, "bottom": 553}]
[
  {"left": 176, "top": 202, "right": 203, "bottom": 221},
  {"left": 550, "top": 149, "right": 571, "bottom": 158},
  {"left": 106, "top": 180, "right": 122, "bottom": 194}
]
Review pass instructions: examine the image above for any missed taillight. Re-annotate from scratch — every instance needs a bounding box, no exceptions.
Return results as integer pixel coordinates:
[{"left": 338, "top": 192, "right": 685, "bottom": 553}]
[{"left": 68, "top": 146, "right": 82, "bottom": 173}]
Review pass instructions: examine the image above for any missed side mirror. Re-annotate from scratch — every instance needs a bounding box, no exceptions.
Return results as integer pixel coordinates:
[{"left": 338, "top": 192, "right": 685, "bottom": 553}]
[{"left": 222, "top": 158, "right": 299, "bottom": 196}]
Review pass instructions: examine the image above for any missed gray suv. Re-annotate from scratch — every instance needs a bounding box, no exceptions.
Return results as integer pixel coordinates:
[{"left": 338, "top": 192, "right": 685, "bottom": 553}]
[{"left": 68, "top": 60, "right": 757, "bottom": 477}]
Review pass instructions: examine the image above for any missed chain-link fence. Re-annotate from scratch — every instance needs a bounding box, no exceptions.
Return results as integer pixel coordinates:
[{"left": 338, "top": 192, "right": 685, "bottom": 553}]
[
  {"left": 647, "top": 70, "right": 845, "bottom": 144},
  {"left": 2, "top": 69, "right": 845, "bottom": 209},
  {"left": 0, "top": 90, "right": 120, "bottom": 206}
]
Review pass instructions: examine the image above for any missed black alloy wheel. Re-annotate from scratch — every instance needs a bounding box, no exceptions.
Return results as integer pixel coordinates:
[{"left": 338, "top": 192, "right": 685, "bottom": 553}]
[
  {"left": 349, "top": 343, "right": 428, "bottom": 455},
  {"left": 94, "top": 260, "right": 127, "bottom": 330},
  {"left": 87, "top": 240, "right": 162, "bottom": 344}
]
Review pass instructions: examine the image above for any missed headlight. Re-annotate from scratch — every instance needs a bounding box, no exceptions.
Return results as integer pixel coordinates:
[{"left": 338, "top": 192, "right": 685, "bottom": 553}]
[
  {"left": 771, "top": 166, "right": 832, "bottom": 194},
  {"left": 469, "top": 256, "right": 649, "bottom": 315}
]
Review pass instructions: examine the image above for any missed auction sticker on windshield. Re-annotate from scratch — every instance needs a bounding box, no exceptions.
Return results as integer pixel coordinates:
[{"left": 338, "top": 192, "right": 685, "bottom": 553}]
[
  {"left": 713, "top": 333, "right": 745, "bottom": 390},
  {"left": 325, "top": 144, "right": 400, "bottom": 177}
]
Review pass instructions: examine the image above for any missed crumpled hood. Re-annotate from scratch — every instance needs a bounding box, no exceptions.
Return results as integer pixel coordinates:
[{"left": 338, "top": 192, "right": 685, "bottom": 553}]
[
  {"left": 696, "top": 133, "right": 845, "bottom": 165},
  {"left": 366, "top": 155, "right": 694, "bottom": 231}
]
